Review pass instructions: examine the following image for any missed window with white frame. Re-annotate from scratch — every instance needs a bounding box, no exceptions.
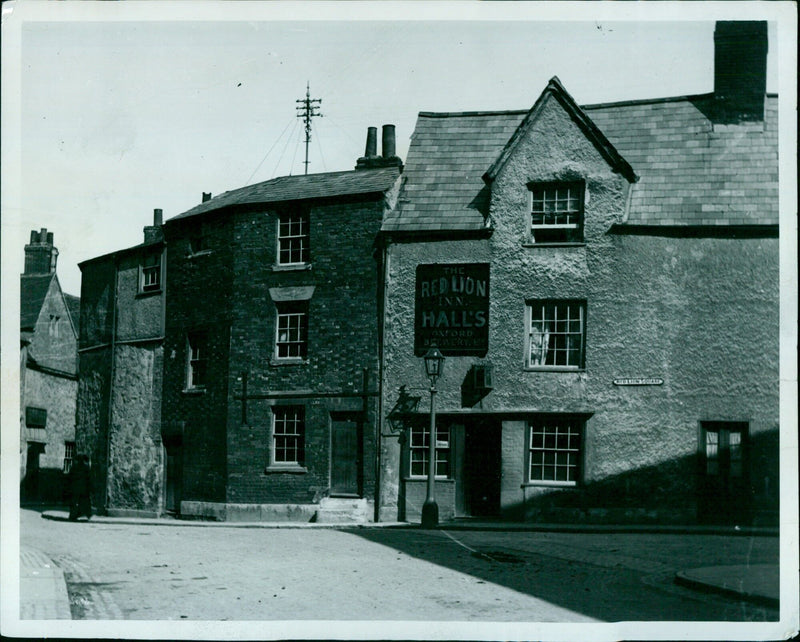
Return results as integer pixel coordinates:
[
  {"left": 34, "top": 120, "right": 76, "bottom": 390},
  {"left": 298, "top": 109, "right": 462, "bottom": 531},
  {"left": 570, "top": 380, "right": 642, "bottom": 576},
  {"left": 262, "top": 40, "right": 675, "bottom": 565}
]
[
  {"left": 275, "top": 302, "right": 308, "bottom": 360},
  {"left": 526, "top": 300, "right": 586, "bottom": 369},
  {"left": 278, "top": 211, "right": 310, "bottom": 265},
  {"left": 186, "top": 332, "right": 208, "bottom": 389},
  {"left": 140, "top": 253, "right": 162, "bottom": 293},
  {"left": 272, "top": 406, "right": 305, "bottom": 466},
  {"left": 409, "top": 424, "right": 450, "bottom": 478},
  {"left": 63, "top": 441, "right": 76, "bottom": 474},
  {"left": 528, "top": 418, "right": 582, "bottom": 484},
  {"left": 529, "top": 182, "right": 584, "bottom": 244}
]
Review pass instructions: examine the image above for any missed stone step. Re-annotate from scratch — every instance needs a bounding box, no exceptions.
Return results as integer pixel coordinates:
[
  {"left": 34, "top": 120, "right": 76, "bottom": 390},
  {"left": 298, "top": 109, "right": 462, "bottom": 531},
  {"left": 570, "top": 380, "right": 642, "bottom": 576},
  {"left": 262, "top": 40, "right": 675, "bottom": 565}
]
[{"left": 315, "top": 498, "right": 369, "bottom": 524}]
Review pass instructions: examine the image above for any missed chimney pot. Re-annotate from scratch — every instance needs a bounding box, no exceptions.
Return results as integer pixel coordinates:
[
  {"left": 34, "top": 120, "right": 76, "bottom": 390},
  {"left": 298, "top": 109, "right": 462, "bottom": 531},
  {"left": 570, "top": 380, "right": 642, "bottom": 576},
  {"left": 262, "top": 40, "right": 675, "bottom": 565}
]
[
  {"left": 365, "top": 127, "right": 378, "bottom": 158},
  {"left": 382, "top": 124, "right": 396, "bottom": 159},
  {"left": 202, "top": 192, "right": 212, "bottom": 203},
  {"left": 154, "top": 208, "right": 163, "bottom": 226},
  {"left": 46, "top": 232, "right": 54, "bottom": 245},
  {"left": 29, "top": 230, "right": 38, "bottom": 243}
]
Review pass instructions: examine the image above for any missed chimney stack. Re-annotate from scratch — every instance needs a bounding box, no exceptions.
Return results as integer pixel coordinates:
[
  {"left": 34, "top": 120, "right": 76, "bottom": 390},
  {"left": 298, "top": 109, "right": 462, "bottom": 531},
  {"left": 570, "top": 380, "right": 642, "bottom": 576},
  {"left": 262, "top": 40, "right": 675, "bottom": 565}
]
[
  {"left": 202, "top": 192, "right": 212, "bottom": 203},
  {"left": 24, "top": 228, "right": 58, "bottom": 275},
  {"left": 713, "top": 21, "right": 768, "bottom": 123},
  {"left": 356, "top": 124, "right": 403, "bottom": 170},
  {"left": 144, "top": 208, "right": 164, "bottom": 244}
]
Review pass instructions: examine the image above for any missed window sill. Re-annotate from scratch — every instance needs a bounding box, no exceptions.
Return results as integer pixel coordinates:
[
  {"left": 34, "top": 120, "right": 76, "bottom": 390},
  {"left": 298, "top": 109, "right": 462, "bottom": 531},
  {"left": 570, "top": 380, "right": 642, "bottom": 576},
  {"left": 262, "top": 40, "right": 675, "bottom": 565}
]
[
  {"left": 136, "top": 288, "right": 162, "bottom": 298},
  {"left": 269, "top": 358, "right": 309, "bottom": 367},
  {"left": 182, "top": 387, "right": 207, "bottom": 395},
  {"left": 404, "top": 477, "right": 455, "bottom": 483},
  {"left": 272, "top": 263, "right": 312, "bottom": 272},
  {"left": 524, "top": 366, "right": 585, "bottom": 373},
  {"left": 522, "top": 242, "right": 586, "bottom": 248},
  {"left": 265, "top": 464, "right": 308, "bottom": 474},
  {"left": 522, "top": 480, "right": 578, "bottom": 488},
  {"left": 187, "top": 250, "right": 213, "bottom": 259}
]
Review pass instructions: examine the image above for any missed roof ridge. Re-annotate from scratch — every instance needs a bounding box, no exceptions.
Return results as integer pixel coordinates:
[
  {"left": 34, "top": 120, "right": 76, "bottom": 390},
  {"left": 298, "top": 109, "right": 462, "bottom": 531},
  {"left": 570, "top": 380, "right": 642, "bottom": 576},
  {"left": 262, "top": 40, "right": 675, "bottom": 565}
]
[{"left": 418, "top": 109, "right": 529, "bottom": 118}]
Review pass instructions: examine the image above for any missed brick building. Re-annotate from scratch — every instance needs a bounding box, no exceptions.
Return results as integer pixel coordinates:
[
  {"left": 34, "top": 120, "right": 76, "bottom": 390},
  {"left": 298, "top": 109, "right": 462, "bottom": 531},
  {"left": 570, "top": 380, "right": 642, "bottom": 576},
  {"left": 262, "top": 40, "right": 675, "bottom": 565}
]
[
  {"left": 377, "top": 22, "right": 779, "bottom": 526},
  {"left": 160, "top": 132, "right": 401, "bottom": 521},
  {"left": 76, "top": 212, "right": 165, "bottom": 515},
  {"left": 20, "top": 229, "right": 80, "bottom": 503}
]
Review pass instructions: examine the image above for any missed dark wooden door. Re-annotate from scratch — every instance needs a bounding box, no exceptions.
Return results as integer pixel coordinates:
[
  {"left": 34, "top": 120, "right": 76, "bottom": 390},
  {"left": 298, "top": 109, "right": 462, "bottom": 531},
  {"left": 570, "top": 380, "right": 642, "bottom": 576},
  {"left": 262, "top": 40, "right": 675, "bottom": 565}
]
[
  {"left": 164, "top": 440, "right": 182, "bottom": 513},
  {"left": 331, "top": 415, "right": 360, "bottom": 496},
  {"left": 464, "top": 419, "right": 501, "bottom": 516}
]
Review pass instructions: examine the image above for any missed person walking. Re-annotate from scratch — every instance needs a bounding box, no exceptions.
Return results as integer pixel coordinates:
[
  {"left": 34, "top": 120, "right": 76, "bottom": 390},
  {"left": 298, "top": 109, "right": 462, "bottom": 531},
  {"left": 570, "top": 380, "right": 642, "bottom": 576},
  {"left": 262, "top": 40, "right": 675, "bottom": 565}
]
[{"left": 68, "top": 454, "right": 92, "bottom": 521}]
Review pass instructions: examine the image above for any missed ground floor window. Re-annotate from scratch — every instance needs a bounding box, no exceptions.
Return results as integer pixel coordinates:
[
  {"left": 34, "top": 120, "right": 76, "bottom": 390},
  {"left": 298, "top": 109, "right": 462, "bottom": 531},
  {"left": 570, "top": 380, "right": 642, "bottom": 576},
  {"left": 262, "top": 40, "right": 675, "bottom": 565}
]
[
  {"left": 63, "top": 441, "right": 76, "bottom": 474},
  {"left": 272, "top": 406, "right": 305, "bottom": 466},
  {"left": 409, "top": 424, "right": 450, "bottom": 478},
  {"left": 528, "top": 417, "right": 582, "bottom": 484}
]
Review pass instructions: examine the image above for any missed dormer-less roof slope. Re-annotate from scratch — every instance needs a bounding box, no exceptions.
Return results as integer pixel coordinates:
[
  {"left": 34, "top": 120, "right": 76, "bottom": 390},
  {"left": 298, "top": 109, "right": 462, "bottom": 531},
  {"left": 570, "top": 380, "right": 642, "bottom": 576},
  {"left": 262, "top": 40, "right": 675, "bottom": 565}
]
[
  {"left": 586, "top": 93, "right": 778, "bottom": 226},
  {"left": 385, "top": 84, "right": 778, "bottom": 232},
  {"left": 20, "top": 273, "right": 55, "bottom": 331},
  {"left": 170, "top": 166, "right": 401, "bottom": 222}
]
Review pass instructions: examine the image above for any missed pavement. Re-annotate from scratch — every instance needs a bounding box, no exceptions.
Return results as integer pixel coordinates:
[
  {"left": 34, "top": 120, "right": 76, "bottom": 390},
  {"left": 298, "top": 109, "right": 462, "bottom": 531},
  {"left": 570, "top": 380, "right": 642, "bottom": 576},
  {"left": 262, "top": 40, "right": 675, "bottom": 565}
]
[{"left": 19, "top": 510, "right": 780, "bottom": 620}]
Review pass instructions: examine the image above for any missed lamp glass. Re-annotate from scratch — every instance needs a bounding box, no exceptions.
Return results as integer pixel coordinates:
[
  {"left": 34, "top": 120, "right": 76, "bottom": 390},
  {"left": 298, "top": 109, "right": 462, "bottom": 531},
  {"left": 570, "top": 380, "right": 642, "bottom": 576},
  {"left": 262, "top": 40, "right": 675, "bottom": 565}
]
[{"left": 424, "top": 346, "right": 444, "bottom": 379}]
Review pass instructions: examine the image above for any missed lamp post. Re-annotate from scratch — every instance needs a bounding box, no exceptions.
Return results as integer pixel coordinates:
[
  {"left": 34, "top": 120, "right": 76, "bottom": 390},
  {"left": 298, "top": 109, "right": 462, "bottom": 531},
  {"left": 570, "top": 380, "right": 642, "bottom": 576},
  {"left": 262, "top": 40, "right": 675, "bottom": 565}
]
[{"left": 421, "top": 345, "right": 445, "bottom": 528}]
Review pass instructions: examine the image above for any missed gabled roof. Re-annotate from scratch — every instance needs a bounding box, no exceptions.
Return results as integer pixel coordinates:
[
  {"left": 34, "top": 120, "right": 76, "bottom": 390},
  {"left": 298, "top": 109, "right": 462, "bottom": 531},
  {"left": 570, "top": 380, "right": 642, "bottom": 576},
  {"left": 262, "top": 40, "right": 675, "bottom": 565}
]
[
  {"left": 384, "top": 88, "right": 778, "bottom": 233},
  {"left": 20, "top": 273, "right": 54, "bottom": 331},
  {"left": 170, "top": 166, "right": 401, "bottom": 222},
  {"left": 484, "top": 77, "right": 637, "bottom": 184}
]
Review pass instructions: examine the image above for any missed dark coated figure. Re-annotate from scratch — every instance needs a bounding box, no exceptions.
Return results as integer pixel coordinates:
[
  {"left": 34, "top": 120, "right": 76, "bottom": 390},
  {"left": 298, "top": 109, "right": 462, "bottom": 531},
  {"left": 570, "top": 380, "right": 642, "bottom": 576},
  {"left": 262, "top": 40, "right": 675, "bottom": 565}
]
[{"left": 68, "top": 454, "right": 92, "bottom": 521}]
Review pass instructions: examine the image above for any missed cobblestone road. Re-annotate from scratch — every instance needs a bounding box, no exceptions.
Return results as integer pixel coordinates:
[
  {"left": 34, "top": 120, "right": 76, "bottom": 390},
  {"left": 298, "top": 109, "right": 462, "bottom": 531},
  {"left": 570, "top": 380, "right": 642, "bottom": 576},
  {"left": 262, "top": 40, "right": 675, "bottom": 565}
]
[{"left": 19, "top": 509, "right": 779, "bottom": 624}]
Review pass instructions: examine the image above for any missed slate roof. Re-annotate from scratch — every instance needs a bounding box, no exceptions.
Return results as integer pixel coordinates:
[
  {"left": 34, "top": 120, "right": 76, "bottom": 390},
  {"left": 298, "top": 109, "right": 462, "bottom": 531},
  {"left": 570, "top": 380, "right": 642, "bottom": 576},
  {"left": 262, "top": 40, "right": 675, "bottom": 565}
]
[
  {"left": 383, "top": 90, "right": 778, "bottom": 232},
  {"left": 64, "top": 293, "right": 81, "bottom": 335},
  {"left": 170, "top": 166, "right": 401, "bottom": 222},
  {"left": 20, "top": 273, "right": 54, "bottom": 331}
]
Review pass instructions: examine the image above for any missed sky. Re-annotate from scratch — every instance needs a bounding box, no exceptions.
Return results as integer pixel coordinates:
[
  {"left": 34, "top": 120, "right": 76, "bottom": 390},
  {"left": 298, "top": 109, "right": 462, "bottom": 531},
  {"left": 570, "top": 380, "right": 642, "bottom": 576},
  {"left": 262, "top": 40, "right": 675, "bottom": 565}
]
[{"left": 2, "top": 3, "right": 786, "bottom": 297}]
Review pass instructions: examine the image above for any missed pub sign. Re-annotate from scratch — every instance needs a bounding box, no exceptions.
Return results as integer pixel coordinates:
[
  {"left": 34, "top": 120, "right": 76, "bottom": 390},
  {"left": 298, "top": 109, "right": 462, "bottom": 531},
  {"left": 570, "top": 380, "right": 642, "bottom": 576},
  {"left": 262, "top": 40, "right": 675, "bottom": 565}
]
[{"left": 415, "top": 263, "right": 490, "bottom": 356}]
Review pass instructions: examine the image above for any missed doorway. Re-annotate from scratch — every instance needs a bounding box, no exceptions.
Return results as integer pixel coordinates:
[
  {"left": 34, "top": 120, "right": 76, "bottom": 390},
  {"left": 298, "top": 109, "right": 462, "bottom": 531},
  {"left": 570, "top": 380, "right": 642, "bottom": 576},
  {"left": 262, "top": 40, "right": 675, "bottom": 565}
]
[
  {"left": 330, "top": 413, "right": 362, "bottom": 497},
  {"left": 22, "top": 442, "right": 45, "bottom": 503},
  {"left": 456, "top": 418, "right": 501, "bottom": 517},
  {"left": 699, "top": 421, "right": 751, "bottom": 524},
  {"left": 163, "top": 438, "right": 182, "bottom": 514}
]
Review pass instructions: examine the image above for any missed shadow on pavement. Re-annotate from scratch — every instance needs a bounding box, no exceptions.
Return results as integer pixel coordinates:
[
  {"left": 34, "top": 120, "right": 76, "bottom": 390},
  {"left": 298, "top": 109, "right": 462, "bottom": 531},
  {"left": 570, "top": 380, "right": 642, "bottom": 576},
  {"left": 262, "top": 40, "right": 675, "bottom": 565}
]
[{"left": 341, "top": 527, "right": 779, "bottom": 622}]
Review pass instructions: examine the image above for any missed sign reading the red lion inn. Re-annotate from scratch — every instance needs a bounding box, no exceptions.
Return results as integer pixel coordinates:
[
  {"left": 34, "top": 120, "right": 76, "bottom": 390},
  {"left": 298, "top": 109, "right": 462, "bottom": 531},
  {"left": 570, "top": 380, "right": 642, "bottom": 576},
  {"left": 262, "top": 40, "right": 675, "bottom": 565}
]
[{"left": 415, "top": 263, "right": 490, "bottom": 356}]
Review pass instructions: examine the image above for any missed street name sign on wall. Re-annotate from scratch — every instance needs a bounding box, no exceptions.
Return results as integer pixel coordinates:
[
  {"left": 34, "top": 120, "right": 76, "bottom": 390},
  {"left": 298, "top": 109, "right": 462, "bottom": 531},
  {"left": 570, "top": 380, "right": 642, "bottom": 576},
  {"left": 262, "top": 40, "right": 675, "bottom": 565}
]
[
  {"left": 613, "top": 378, "right": 664, "bottom": 386},
  {"left": 415, "top": 263, "right": 490, "bottom": 356}
]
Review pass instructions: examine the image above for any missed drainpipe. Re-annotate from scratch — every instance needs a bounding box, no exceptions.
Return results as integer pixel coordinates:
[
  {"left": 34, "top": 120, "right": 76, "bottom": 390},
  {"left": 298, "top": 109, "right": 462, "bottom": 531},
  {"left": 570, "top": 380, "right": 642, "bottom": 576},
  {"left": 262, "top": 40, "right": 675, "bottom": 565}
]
[
  {"left": 374, "top": 235, "right": 390, "bottom": 522},
  {"left": 104, "top": 256, "right": 119, "bottom": 513}
]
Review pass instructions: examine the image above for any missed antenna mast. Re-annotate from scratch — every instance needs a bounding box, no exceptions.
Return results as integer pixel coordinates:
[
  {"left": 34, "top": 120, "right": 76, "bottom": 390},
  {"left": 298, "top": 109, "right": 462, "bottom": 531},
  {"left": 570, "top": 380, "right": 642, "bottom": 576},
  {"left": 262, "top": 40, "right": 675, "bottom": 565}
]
[{"left": 295, "top": 82, "right": 323, "bottom": 175}]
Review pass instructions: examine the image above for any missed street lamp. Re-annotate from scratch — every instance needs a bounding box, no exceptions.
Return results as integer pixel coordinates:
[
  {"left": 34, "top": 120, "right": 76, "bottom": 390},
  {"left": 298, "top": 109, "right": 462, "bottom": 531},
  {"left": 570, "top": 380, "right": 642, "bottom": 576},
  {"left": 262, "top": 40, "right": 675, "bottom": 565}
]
[{"left": 421, "top": 345, "right": 445, "bottom": 528}]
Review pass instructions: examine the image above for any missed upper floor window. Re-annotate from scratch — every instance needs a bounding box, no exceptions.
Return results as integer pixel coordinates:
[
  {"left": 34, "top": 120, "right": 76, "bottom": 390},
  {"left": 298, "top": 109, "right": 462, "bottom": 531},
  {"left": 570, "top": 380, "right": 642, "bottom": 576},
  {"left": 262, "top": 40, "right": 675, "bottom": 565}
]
[
  {"left": 25, "top": 406, "right": 47, "bottom": 429},
  {"left": 526, "top": 300, "right": 586, "bottom": 370},
  {"left": 140, "top": 253, "right": 162, "bottom": 293},
  {"left": 186, "top": 332, "right": 208, "bottom": 389},
  {"left": 275, "top": 302, "right": 308, "bottom": 360},
  {"left": 409, "top": 424, "right": 450, "bottom": 479},
  {"left": 529, "top": 182, "right": 584, "bottom": 244},
  {"left": 278, "top": 211, "right": 309, "bottom": 265}
]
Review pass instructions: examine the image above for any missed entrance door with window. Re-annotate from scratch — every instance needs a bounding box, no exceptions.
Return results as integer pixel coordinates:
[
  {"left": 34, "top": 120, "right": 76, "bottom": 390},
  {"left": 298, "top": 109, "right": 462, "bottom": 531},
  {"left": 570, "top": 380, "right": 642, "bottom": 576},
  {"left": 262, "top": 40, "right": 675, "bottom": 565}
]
[
  {"left": 699, "top": 422, "right": 751, "bottom": 524},
  {"left": 331, "top": 414, "right": 361, "bottom": 496}
]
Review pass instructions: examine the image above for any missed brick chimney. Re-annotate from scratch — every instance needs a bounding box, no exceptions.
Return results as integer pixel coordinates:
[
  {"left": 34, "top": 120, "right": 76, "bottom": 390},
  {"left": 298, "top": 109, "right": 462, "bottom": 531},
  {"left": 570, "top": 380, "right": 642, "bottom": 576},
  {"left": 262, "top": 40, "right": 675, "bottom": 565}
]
[
  {"left": 714, "top": 21, "right": 768, "bottom": 123},
  {"left": 143, "top": 209, "right": 164, "bottom": 244},
  {"left": 24, "top": 228, "right": 58, "bottom": 274},
  {"left": 356, "top": 124, "right": 403, "bottom": 170}
]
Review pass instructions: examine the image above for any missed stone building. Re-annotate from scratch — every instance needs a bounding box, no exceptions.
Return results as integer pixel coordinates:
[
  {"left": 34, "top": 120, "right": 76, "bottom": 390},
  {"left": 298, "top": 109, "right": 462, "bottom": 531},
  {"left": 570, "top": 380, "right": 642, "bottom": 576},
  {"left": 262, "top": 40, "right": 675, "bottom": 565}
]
[
  {"left": 20, "top": 229, "right": 80, "bottom": 503},
  {"left": 377, "top": 21, "right": 779, "bottom": 526},
  {"left": 76, "top": 212, "right": 165, "bottom": 516}
]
